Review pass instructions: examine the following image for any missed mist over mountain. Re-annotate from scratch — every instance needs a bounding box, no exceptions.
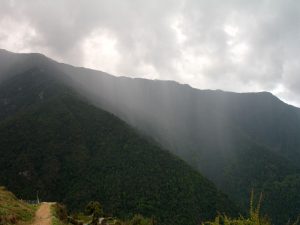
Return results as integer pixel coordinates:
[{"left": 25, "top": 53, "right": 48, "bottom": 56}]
[
  {"left": 1, "top": 50, "right": 300, "bottom": 224},
  {"left": 57, "top": 52, "right": 300, "bottom": 224},
  {"left": 0, "top": 50, "right": 238, "bottom": 225}
]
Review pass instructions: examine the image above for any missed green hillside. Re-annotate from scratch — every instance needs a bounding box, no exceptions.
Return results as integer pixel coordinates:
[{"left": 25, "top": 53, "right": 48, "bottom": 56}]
[
  {"left": 0, "top": 186, "right": 36, "bottom": 225},
  {"left": 56, "top": 65, "right": 300, "bottom": 224},
  {"left": 1, "top": 50, "right": 300, "bottom": 224},
  {"left": 0, "top": 68, "right": 237, "bottom": 225}
]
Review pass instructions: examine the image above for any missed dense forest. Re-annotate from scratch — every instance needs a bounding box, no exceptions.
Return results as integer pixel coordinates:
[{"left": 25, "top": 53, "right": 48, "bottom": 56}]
[
  {"left": 1, "top": 50, "right": 300, "bottom": 224},
  {"left": 0, "top": 67, "right": 237, "bottom": 225}
]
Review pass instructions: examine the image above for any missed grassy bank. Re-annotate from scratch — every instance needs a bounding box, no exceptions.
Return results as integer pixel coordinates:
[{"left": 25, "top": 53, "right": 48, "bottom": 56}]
[{"left": 0, "top": 186, "right": 37, "bottom": 225}]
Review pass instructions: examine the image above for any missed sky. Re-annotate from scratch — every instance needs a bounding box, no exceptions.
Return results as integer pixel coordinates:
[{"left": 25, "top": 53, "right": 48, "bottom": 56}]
[{"left": 1, "top": 0, "right": 300, "bottom": 106}]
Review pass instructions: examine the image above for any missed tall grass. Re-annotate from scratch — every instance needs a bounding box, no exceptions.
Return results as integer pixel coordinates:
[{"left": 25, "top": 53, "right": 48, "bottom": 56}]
[
  {"left": 203, "top": 191, "right": 270, "bottom": 225},
  {"left": 0, "top": 186, "right": 37, "bottom": 225}
]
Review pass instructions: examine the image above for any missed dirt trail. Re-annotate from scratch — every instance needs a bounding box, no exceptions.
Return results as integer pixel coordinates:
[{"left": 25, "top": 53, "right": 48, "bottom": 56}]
[{"left": 31, "top": 202, "right": 53, "bottom": 225}]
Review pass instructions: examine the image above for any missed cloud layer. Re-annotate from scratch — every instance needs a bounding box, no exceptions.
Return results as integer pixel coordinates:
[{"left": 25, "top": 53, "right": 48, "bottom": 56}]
[{"left": 1, "top": 0, "right": 300, "bottom": 106}]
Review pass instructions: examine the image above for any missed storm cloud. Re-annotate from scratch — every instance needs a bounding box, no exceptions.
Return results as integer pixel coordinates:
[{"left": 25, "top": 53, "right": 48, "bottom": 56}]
[{"left": 1, "top": 0, "right": 300, "bottom": 106}]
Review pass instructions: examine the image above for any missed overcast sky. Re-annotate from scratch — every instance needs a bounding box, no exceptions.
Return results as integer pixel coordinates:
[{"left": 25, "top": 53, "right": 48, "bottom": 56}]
[{"left": 1, "top": 0, "right": 300, "bottom": 106}]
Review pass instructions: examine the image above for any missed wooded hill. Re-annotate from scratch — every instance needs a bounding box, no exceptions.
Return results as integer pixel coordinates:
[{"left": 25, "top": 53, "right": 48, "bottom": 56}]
[
  {"left": 1, "top": 49, "right": 300, "bottom": 224},
  {"left": 0, "top": 64, "right": 237, "bottom": 225}
]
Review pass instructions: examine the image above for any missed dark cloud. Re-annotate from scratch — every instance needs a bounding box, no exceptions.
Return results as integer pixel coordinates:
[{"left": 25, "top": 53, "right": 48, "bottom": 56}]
[{"left": 1, "top": 0, "right": 300, "bottom": 106}]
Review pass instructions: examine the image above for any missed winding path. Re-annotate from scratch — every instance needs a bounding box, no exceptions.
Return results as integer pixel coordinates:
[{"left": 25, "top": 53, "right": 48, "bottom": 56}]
[{"left": 32, "top": 202, "right": 53, "bottom": 225}]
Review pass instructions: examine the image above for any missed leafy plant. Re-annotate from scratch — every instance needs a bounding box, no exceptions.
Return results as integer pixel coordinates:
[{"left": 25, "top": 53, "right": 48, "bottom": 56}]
[{"left": 85, "top": 201, "right": 103, "bottom": 225}]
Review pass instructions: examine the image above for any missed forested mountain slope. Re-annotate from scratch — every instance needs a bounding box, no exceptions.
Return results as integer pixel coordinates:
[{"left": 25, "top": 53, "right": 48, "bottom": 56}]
[
  {"left": 0, "top": 65, "right": 237, "bottom": 225},
  {"left": 1, "top": 49, "right": 300, "bottom": 224}
]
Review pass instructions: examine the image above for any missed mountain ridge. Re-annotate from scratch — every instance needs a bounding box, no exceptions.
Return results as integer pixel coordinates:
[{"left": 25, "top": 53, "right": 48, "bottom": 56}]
[
  {"left": 0, "top": 49, "right": 287, "bottom": 105},
  {"left": 1, "top": 49, "right": 300, "bottom": 224},
  {"left": 0, "top": 64, "right": 237, "bottom": 225}
]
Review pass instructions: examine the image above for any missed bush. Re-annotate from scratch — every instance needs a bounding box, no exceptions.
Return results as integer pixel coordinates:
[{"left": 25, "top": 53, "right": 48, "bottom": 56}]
[
  {"left": 85, "top": 201, "right": 103, "bottom": 225},
  {"left": 126, "top": 214, "right": 154, "bottom": 225},
  {"left": 203, "top": 192, "right": 271, "bottom": 225},
  {"left": 53, "top": 203, "right": 68, "bottom": 223}
]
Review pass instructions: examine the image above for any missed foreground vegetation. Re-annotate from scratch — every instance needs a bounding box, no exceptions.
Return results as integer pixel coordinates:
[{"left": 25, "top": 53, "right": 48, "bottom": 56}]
[
  {"left": 51, "top": 200, "right": 159, "bottom": 225},
  {"left": 51, "top": 203, "right": 69, "bottom": 225},
  {"left": 1, "top": 186, "right": 299, "bottom": 225},
  {"left": 46, "top": 193, "right": 300, "bottom": 225},
  {"left": 204, "top": 192, "right": 299, "bottom": 225},
  {"left": 0, "top": 186, "right": 37, "bottom": 225}
]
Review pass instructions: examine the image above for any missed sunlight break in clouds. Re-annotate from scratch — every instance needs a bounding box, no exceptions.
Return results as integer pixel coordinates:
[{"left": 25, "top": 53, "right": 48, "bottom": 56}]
[
  {"left": 82, "top": 29, "right": 121, "bottom": 75},
  {"left": 0, "top": 17, "right": 37, "bottom": 53}
]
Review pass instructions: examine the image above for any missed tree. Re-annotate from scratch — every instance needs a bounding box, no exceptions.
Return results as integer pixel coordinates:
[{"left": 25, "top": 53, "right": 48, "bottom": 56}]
[{"left": 85, "top": 201, "right": 103, "bottom": 225}]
